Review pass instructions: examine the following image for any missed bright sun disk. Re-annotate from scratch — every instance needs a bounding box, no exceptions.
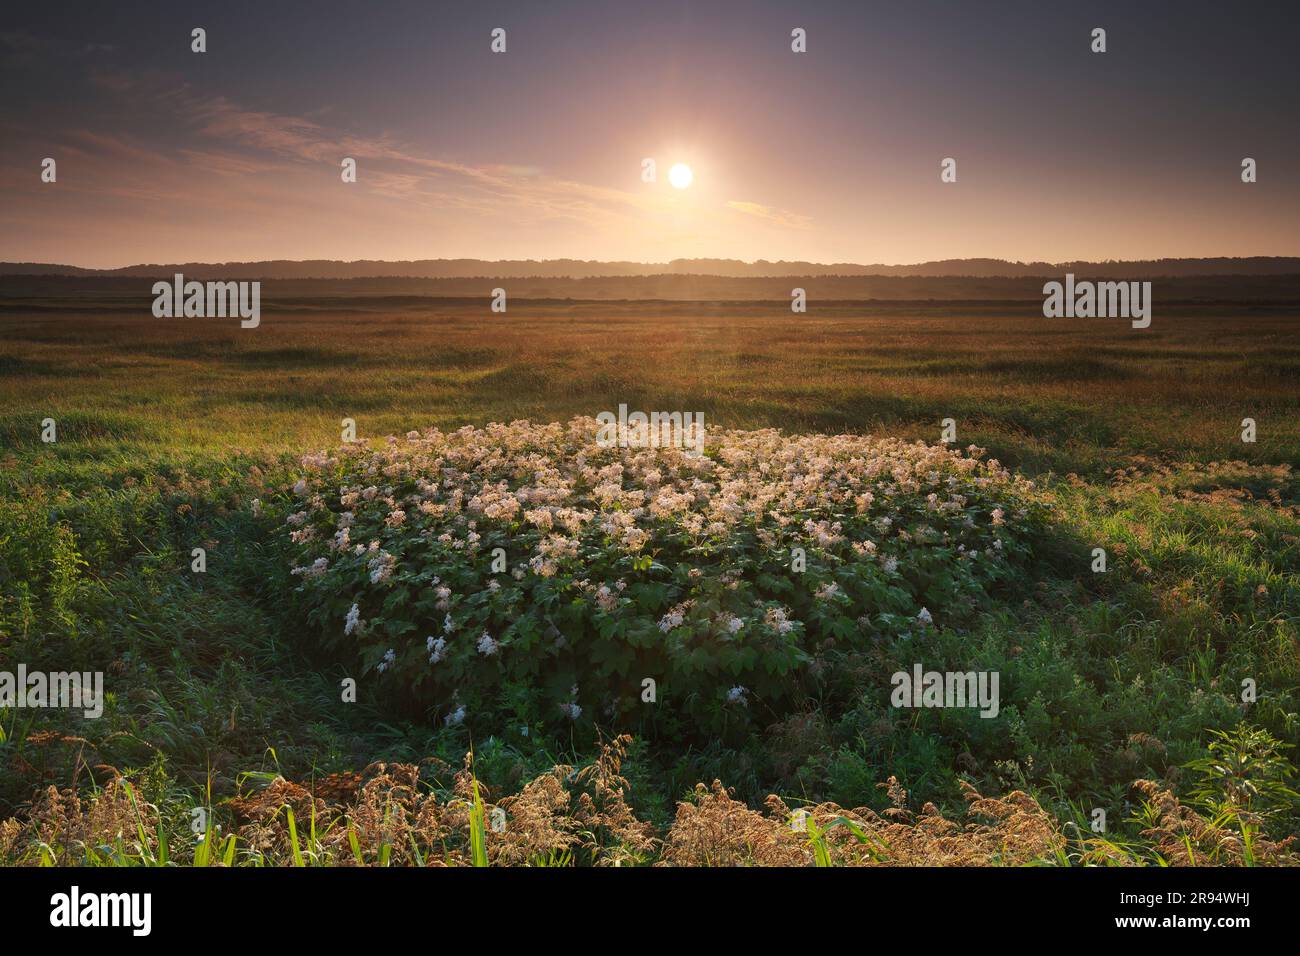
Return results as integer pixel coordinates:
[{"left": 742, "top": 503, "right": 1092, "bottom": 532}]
[{"left": 668, "top": 162, "right": 693, "bottom": 189}]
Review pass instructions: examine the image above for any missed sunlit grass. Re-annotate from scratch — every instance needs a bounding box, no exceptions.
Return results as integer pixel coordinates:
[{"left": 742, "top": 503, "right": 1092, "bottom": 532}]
[{"left": 1, "top": 299, "right": 1297, "bottom": 865}]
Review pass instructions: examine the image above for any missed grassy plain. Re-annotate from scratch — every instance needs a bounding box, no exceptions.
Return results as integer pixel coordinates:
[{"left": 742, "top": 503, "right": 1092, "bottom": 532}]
[
  {"left": 1, "top": 296, "right": 1297, "bottom": 864},
  {"left": 2, "top": 300, "right": 1298, "bottom": 474}
]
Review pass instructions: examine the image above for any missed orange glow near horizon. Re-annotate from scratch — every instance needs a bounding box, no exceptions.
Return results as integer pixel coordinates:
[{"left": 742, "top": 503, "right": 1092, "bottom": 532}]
[{"left": 1, "top": 5, "right": 1297, "bottom": 268}]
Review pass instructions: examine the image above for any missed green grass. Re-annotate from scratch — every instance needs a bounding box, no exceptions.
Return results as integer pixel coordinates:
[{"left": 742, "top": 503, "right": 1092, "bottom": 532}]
[
  {"left": 2, "top": 300, "right": 1297, "bottom": 474},
  {"left": 1, "top": 298, "right": 1297, "bottom": 854}
]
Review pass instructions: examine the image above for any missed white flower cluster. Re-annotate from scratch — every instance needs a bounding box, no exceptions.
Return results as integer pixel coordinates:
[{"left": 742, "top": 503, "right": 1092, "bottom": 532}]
[{"left": 281, "top": 418, "right": 1038, "bottom": 723}]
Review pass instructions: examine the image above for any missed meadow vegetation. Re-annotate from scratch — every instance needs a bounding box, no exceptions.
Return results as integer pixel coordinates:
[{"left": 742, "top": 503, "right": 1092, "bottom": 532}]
[{"left": 1, "top": 298, "right": 1297, "bottom": 865}]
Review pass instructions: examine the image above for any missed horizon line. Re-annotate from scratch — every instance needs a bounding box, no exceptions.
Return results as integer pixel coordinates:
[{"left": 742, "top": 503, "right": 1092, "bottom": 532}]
[{"left": 7, "top": 254, "right": 1300, "bottom": 273}]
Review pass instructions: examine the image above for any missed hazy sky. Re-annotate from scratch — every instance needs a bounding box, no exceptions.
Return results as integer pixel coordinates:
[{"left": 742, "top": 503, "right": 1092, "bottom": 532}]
[{"left": 2, "top": 1, "right": 1298, "bottom": 268}]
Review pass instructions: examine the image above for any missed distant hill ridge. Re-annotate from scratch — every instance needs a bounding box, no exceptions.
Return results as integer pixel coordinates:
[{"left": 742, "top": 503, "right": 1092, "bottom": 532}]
[{"left": 3, "top": 257, "right": 1300, "bottom": 280}]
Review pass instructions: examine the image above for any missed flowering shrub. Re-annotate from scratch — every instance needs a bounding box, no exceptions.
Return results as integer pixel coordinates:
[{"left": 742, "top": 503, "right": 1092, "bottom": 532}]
[{"left": 282, "top": 418, "right": 1044, "bottom": 738}]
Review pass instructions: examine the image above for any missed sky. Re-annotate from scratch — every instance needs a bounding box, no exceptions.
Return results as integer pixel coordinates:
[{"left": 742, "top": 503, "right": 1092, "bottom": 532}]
[{"left": 1, "top": 0, "right": 1298, "bottom": 268}]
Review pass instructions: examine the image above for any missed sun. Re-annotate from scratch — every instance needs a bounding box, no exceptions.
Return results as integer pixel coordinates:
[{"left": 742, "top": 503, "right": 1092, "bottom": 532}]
[{"left": 668, "top": 162, "right": 694, "bottom": 189}]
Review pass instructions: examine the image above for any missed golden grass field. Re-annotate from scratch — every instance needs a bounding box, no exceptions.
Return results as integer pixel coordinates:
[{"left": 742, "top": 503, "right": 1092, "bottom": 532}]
[
  {"left": 1, "top": 295, "right": 1298, "bottom": 866},
  {"left": 3, "top": 299, "right": 1297, "bottom": 478}
]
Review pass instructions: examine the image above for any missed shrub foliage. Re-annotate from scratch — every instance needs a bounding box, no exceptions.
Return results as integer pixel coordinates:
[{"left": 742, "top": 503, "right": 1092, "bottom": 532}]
[{"left": 283, "top": 418, "right": 1045, "bottom": 739}]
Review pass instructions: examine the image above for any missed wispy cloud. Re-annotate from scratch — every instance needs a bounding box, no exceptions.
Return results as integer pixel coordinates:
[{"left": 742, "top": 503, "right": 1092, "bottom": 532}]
[
  {"left": 726, "top": 200, "right": 812, "bottom": 230},
  {"left": 78, "top": 67, "right": 688, "bottom": 235},
  {"left": 4, "top": 53, "right": 827, "bottom": 265}
]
